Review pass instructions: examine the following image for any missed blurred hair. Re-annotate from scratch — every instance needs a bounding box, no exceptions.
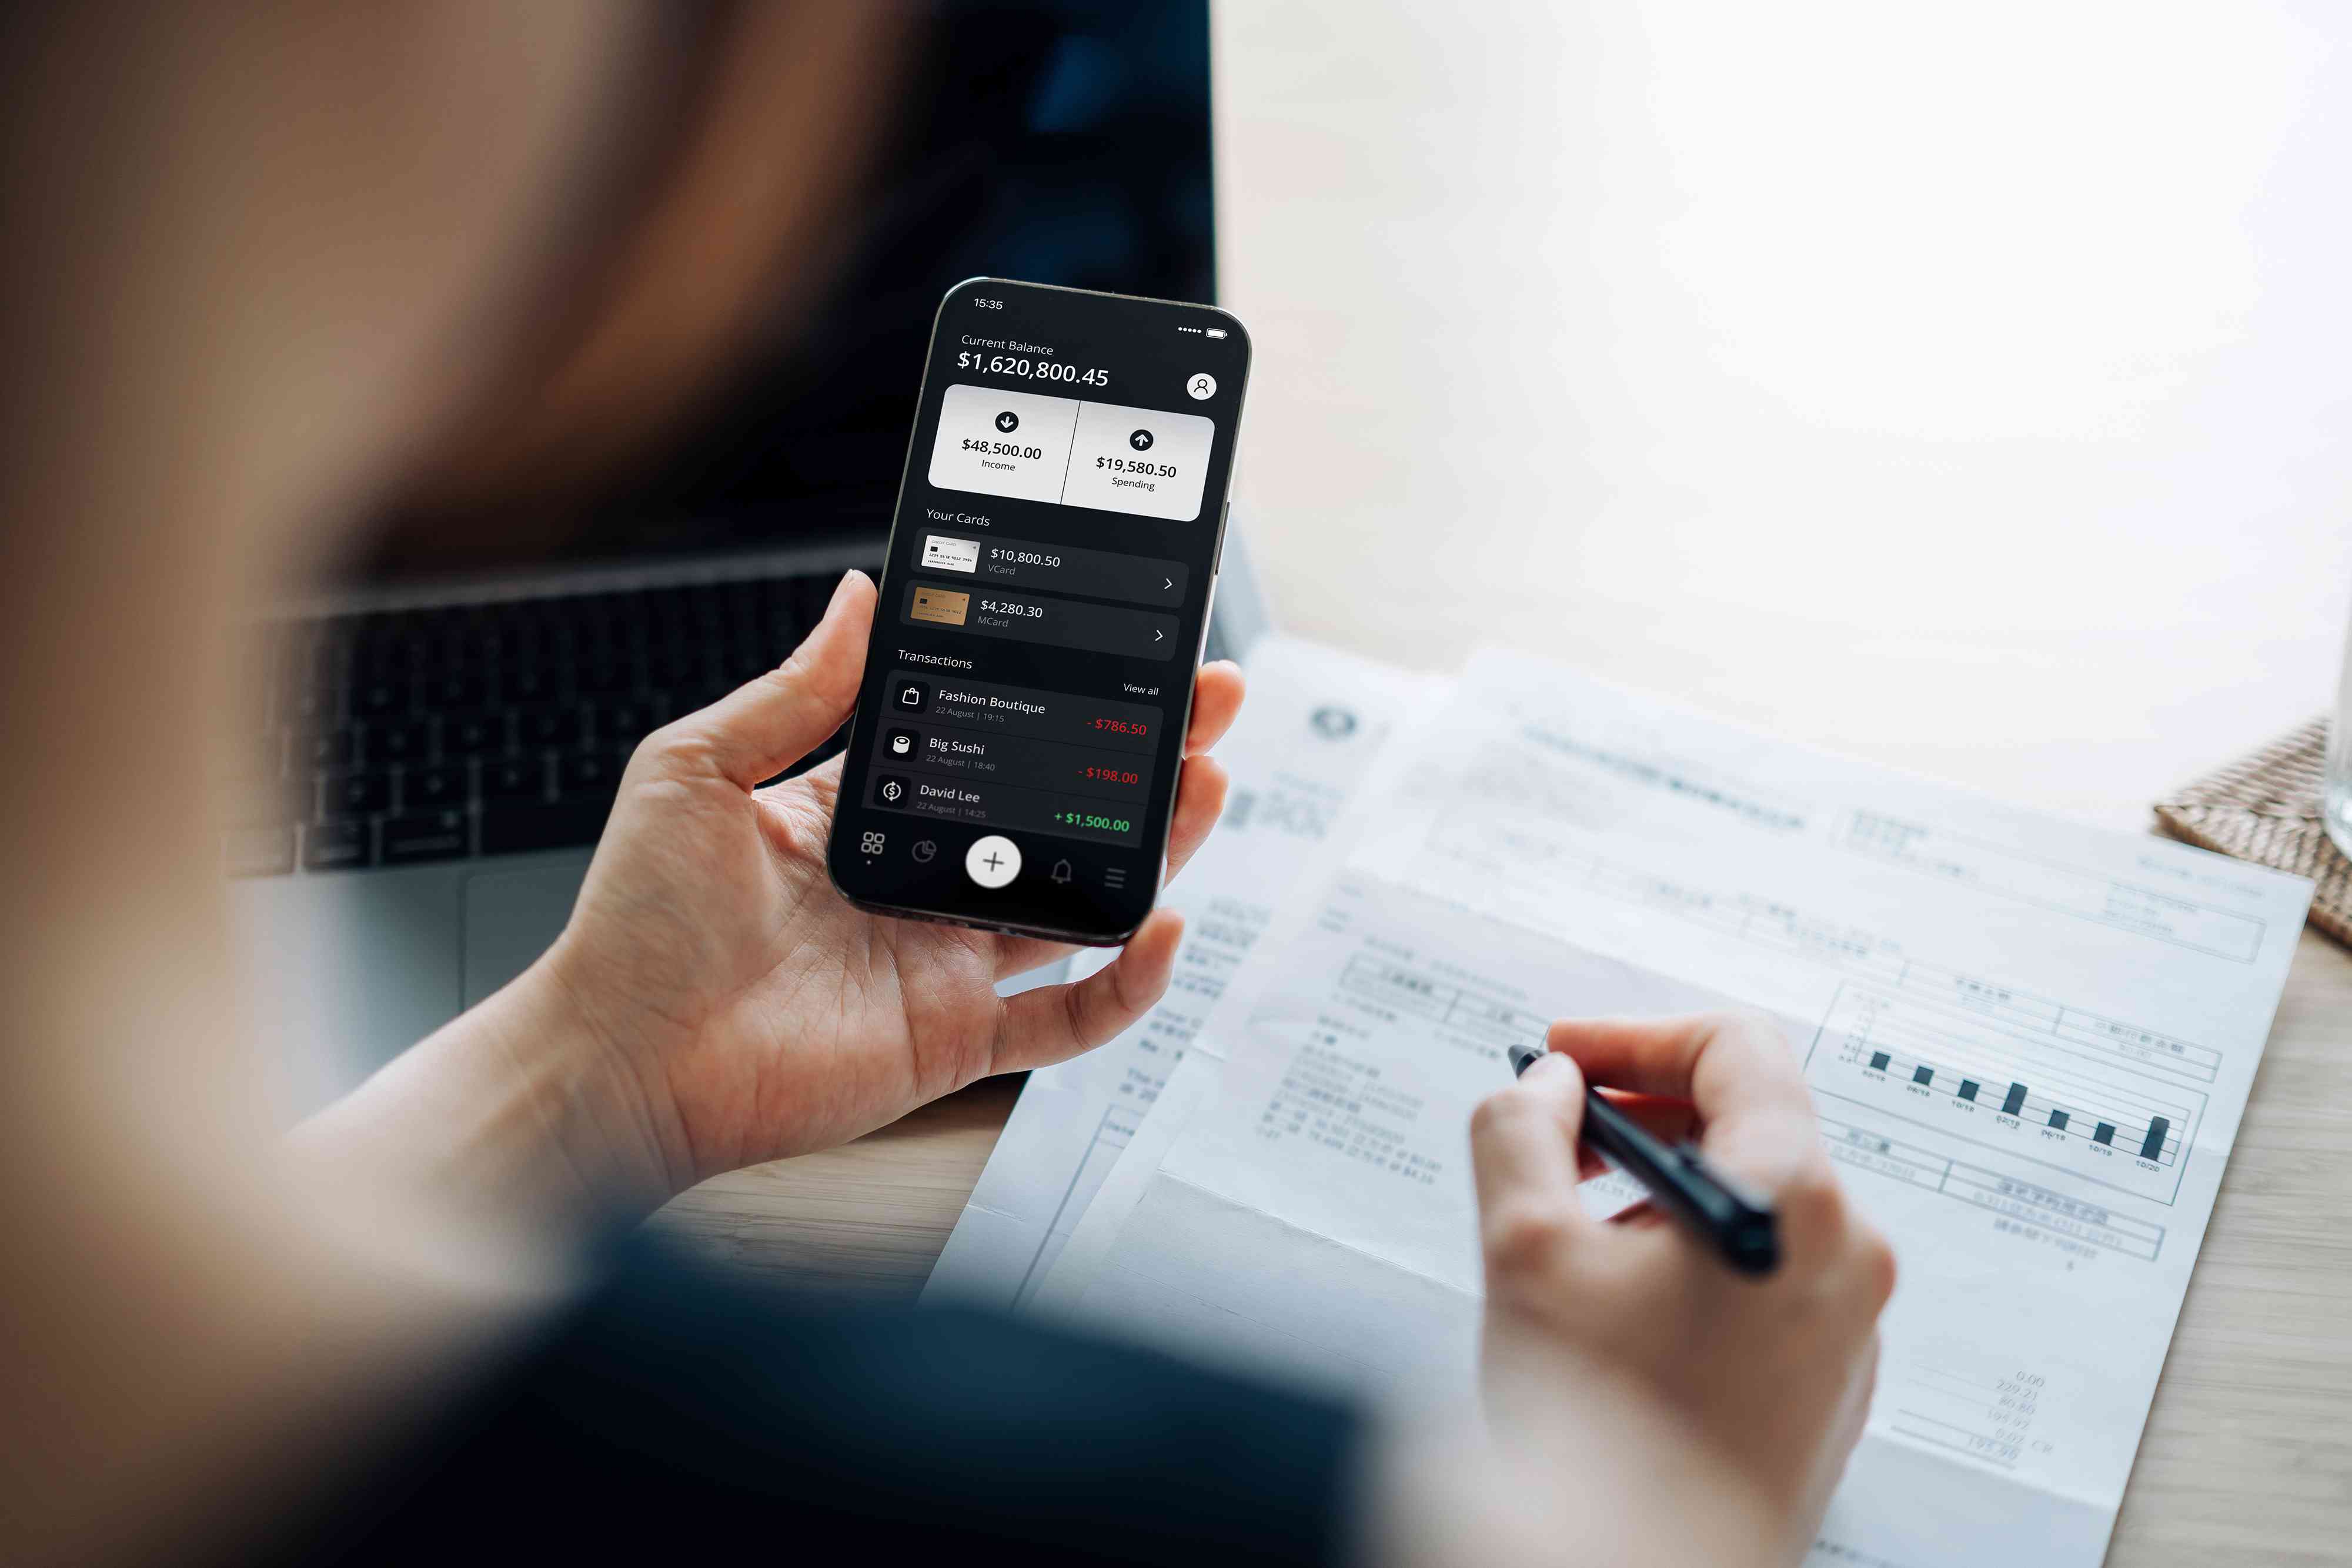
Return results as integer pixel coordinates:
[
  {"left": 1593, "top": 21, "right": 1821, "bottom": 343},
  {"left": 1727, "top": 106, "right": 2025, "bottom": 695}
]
[{"left": 371, "top": 2, "right": 913, "bottom": 564}]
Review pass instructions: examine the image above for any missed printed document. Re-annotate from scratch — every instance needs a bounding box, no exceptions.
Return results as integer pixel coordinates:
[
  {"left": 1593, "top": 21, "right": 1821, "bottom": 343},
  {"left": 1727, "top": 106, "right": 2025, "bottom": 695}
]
[
  {"left": 924, "top": 634, "right": 1438, "bottom": 1309},
  {"left": 1037, "top": 650, "right": 2311, "bottom": 1568}
]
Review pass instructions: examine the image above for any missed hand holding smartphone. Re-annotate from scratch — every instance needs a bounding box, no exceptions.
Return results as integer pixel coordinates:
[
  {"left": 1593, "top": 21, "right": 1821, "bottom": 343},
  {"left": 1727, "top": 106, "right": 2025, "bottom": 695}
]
[{"left": 826, "top": 279, "right": 1250, "bottom": 944}]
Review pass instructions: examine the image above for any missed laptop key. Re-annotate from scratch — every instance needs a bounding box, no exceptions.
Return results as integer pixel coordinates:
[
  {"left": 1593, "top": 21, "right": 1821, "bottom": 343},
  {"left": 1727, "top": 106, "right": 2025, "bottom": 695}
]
[
  {"left": 503, "top": 666, "right": 557, "bottom": 707},
  {"left": 425, "top": 670, "right": 485, "bottom": 710},
  {"left": 598, "top": 696, "right": 667, "bottom": 747},
  {"left": 554, "top": 748, "right": 623, "bottom": 799},
  {"left": 353, "top": 676, "right": 408, "bottom": 719},
  {"left": 293, "top": 726, "right": 352, "bottom": 771},
  {"left": 482, "top": 755, "right": 547, "bottom": 801},
  {"left": 573, "top": 661, "right": 633, "bottom": 697},
  {"left": 321, "top": 770, "right": 390, "bottom": 819},
  {"left": 380, "top": 808, "right": 472, "bottom": 864},
  {"left": 442, "top": 710, "right": 511, "bottom": 757},
  {"left": 403, "top": 763, "right": 467, "bottom": 812},
  {"left": 366, "top": 720, "right": 430, "bottom": 767},
  {"left": 516, "top": 705, "right": 583, "bottom": 750},
  {"left": 480, "top": 799, "right": 609, "bottom": 855},
  {"left": 300, "top": 818, "right": 373, "bottom": 872}
]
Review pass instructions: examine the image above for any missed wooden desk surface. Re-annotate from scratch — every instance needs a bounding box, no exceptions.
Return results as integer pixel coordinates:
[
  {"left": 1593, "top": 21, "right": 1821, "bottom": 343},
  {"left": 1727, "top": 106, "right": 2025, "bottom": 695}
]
[{"left": 666, "top": 6, "right": 2352, "bottom": 1562}]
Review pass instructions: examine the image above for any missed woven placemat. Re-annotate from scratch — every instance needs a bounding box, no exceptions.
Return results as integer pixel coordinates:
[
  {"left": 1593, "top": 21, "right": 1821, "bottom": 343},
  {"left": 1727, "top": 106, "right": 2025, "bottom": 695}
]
[{"left": 2153, "top": 716, "right": 2352, "bottom": 947}]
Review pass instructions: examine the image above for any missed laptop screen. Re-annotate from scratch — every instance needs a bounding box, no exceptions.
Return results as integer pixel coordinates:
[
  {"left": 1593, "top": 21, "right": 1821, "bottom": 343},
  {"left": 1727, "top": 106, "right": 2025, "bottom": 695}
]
[{"left": 350, "top": 0, "right": 1212, "bottom": 584}]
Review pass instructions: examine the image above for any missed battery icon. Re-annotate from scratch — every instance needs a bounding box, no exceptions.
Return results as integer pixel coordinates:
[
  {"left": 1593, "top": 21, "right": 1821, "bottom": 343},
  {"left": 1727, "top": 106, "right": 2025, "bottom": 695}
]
[{"left": 1204, "top": 327, "right": 1229, "bottom": 339}]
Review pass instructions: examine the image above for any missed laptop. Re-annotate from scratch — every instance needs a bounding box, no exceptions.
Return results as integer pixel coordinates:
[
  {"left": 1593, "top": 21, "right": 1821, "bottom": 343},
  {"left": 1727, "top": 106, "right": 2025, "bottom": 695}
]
[{"left": 223, "top": 0, "right": 1266, "bottom": 1115}]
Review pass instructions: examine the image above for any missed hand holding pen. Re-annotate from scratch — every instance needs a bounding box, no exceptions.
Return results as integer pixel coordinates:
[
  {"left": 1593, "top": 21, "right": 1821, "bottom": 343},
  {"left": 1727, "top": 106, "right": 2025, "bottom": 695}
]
[
  {"left": 1505, "top": 1039, "right": 1780, "bottom": 1275},
  {"left": 1468, "top": 1013, "right": 1897, "bottom": 1562}
]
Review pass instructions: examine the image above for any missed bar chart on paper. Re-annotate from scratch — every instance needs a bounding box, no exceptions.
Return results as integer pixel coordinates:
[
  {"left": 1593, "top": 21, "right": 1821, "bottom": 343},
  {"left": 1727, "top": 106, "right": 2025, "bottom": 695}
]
[
  {"left": 1415, "top": 794, "right": 2216, "bottom": 1207},
  {"left": 1805, "top": 983, "right": 2210, "bottom": 1205}
]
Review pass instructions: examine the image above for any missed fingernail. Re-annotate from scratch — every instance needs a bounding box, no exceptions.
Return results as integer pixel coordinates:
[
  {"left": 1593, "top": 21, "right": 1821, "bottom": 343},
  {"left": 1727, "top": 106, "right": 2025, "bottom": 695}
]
[{"left": 829, "top": 569, "right": 873, "bottom": 617}]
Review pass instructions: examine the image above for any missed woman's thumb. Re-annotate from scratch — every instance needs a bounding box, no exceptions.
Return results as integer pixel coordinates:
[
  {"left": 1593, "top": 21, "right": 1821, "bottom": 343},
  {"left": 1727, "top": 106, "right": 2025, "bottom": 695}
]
[{"left": 674, "top": 570, "right": 875, "bottom": 788}]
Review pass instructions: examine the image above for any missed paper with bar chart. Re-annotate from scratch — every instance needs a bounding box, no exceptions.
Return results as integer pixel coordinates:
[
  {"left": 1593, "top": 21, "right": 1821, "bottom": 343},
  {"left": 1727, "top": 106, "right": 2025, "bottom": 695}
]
[{"left": 1035, "top": 650, "right": 2310, "bottom": 1568}]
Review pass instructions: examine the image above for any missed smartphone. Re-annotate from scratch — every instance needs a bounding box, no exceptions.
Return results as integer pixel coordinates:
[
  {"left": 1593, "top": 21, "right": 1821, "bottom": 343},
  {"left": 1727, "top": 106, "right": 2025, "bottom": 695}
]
[{"left": 826, "top": 278, "right": 1250, "bottom": 944}]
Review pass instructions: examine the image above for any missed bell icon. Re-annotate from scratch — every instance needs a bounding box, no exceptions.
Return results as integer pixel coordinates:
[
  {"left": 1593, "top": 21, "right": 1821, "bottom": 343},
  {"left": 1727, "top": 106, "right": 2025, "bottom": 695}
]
[{"left": 1050, "top": 859, "right": 1074, "bottom": 885}]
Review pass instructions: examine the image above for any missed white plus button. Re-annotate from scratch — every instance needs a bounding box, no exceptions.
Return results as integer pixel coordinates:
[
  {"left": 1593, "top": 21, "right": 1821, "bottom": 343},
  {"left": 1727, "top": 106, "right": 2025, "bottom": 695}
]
[{"left": 964, "top": 835, "right": 1022, "bottom": 890}]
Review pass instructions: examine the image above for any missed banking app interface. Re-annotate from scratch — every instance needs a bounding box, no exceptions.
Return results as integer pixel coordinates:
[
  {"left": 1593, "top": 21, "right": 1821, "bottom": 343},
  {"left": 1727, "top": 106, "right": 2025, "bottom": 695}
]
[{"left": 833, "top": 282, "right": 1247, "bottom": 935}]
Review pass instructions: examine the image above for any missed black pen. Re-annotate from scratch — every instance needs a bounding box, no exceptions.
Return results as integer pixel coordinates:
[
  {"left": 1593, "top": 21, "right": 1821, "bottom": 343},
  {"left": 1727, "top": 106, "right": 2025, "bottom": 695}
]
[{"left": 1506, "top": 1042, "right": 1780, "bottom": 1276}]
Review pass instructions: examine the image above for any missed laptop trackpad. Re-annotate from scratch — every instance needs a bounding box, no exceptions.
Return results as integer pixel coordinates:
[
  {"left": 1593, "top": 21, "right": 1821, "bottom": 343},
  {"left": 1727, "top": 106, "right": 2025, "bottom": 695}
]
[{"left": 462, "top": 853, "right": 593, "bottom": 1008}]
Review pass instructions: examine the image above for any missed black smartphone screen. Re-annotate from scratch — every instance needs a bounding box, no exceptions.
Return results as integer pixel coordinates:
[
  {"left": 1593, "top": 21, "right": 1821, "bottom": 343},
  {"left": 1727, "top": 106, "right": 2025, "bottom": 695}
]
[{"left": 826, "top": 279, "right": 1250, "bottom": 943}]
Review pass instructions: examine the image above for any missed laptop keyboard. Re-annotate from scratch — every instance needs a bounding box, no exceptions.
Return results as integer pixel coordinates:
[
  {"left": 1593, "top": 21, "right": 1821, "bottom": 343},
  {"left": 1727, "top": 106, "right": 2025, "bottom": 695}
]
[{"left": 220, "top": 569, "right": 873, "bottom": 876}]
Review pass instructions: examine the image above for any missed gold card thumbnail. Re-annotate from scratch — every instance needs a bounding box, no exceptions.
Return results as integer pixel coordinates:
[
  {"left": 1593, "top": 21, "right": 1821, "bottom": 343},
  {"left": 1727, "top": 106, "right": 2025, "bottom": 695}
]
[{"left": 910, "top": 585, "right": 970, "bottom": 626}]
